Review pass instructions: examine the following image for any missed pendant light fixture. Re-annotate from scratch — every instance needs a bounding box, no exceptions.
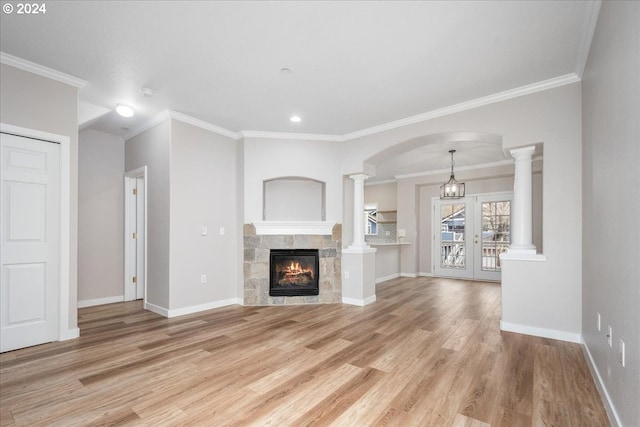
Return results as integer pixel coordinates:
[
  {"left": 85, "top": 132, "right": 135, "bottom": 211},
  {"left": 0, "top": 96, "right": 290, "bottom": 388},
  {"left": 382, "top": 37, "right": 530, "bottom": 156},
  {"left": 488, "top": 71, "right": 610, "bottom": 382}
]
[{"left": 440, "top": 149, "right": 465, "bottom": 199}]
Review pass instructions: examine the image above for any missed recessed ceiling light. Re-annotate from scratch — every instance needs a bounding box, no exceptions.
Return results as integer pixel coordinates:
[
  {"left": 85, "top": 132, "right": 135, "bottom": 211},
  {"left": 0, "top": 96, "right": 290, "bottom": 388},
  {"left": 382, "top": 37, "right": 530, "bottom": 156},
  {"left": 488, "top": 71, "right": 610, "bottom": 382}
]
[
  {"left": 290, "top": 115, "right": 301, "bottom": 123},
  {"left": 116, "top": 104, "right": 134, "bottom": 118},
  {"left": 280, "top": 68, "right": 292, "bottom": 75}
]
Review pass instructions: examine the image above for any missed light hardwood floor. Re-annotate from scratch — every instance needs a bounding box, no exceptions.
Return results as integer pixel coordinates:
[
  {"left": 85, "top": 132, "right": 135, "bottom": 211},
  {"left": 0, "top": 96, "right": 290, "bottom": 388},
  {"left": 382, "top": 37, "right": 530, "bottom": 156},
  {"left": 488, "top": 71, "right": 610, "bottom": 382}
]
[{"left": 1, "top": 277, "right": 609, "bottom": 426}]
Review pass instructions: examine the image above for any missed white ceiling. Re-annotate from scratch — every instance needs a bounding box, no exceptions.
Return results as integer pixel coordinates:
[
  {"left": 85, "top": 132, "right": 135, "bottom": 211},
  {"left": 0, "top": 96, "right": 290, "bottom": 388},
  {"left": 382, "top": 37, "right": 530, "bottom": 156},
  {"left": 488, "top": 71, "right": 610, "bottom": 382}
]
[{"left": 1, "top": 1, "right": 598, "bottom": 180}]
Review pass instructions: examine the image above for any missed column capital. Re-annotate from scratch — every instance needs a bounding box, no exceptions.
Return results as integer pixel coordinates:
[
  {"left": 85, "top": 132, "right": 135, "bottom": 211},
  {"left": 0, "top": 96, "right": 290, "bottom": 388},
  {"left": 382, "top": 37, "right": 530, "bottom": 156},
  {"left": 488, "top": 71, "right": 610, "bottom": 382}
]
[
  {"left": 509, "top": 145, "right": 536, "bottom": 160},
  {"left": 349, "top": 173, "right": 370, "bottom": 182}
]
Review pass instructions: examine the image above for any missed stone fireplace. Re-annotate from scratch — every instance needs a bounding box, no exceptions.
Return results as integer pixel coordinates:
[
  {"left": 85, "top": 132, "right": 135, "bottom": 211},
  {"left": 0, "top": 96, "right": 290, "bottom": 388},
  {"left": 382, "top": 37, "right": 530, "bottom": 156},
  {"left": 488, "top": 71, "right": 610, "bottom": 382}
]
[{"left": 243, "top": 223, "right": 341, "bottom": 305}]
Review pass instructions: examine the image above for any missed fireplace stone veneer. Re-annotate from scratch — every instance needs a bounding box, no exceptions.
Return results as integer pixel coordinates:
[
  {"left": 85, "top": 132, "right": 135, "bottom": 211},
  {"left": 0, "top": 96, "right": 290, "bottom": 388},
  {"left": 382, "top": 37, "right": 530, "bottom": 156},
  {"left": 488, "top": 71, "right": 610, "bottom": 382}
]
[{"left": 243, "top": 223, "right": 341, "bottom": 305}]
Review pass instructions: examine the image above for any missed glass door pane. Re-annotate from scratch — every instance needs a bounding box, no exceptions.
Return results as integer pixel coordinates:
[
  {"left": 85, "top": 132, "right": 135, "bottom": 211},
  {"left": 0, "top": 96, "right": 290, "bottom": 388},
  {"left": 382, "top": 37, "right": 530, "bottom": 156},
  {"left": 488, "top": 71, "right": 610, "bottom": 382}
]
[
  {"left": 481, "top": 201, "right": 511, "bottom": 272},
  {"left": 440, "top": 203, "right": 466, "bottom": 269}
]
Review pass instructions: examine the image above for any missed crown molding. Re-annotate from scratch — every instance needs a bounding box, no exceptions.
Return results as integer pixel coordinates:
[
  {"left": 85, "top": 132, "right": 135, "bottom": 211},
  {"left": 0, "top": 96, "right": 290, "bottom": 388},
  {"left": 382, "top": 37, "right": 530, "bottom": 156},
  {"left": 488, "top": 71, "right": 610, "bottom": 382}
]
[
  {"left": 239, "top": 130, "right": 344, "bottom": 142},
  {"left": 168, "top": 111, "right": 239, "bottom": 140},
  {"left": 134, "top": 74, "right": 580, "bottom": 143},
  {"left": 123, "top": 110, "right": 238, "bottom": 141},
  {"left": 2, "top": 53, "right": 583, "bottom": 144},
  {"left": 163, "top": 73, "right": 579, "bottom": 143},
  {"left": 0, "top": 52, "right": 86, "bottom": 88},
  {"left": 342, "top": 73, "right": 581, "bottom": 142},
  {"left": 120, "top": 72, "right": 581, "bottom": 143},
  {"left": 122, "top": 110, "right": 172, "bottom": 141},
  {"left": 575, "top": 0, "right": 602, "bottom": 78}
]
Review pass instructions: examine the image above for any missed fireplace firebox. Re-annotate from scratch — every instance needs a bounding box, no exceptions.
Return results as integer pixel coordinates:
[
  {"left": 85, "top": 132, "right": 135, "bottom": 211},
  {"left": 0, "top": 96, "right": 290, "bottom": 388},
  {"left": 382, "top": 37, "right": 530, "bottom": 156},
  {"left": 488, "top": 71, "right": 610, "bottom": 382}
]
[{"left": 269, "top": 249, "right": 319, "bottom": 296}]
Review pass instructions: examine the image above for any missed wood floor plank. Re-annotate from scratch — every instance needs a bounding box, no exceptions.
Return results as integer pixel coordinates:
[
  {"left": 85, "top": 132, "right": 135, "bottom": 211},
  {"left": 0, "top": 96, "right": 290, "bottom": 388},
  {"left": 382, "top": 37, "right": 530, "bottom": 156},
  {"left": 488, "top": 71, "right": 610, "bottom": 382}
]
[{"left": 0, "top": 278, "right": 610, "bottom": 427}]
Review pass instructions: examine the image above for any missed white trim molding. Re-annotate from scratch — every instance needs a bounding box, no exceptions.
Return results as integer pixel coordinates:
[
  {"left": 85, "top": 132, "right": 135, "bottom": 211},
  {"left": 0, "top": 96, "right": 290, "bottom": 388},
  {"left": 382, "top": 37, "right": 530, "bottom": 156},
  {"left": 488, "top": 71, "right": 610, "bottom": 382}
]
[
  {"left": 124, "top": 74, "right": 582, "bottom": 144},
  {"left": 144, "top": 302, "right": 169, "bottom": 317},
  {"left": 500, "top": 320, "right": 581, "bottom": 343},
  {"left": 342, "top": 74, "right": 581, "bottom": 141},
  {"left": 582, "top": 342, "right": 623, "bottom": 427},
  {"left": 167, "top": 299, "right": 241, "bottom": 318},
  {"left": 169, "top": 111, "right": 238, "bottom": 140},
  {"left": 239, "top": 130, "right": 343, "bottom": 142},
  {"left": 253, "top": 221, "right": 335, "bottom": 236},
  {"left": 124, "top": 110, "right": 238, "bottom": 142},
  {"left": 342, "top": 295, "right": 377, "bottom": 306},
  {"left": 145, "top": 299, "right": 242, "bottom": 318},
  {"left": 78, "top": 295, "right": 124, "bottom": 308},
  {"left": 1, "top": 52, "right": 86, "bottom": 88},
  {"left": 376, "top": 273, "right": 401, "bottom": 284}
]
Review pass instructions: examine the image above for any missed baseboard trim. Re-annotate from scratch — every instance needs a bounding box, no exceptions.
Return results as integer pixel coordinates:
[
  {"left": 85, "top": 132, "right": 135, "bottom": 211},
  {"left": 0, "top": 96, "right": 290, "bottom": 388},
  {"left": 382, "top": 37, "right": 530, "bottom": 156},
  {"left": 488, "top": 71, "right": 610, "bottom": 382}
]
[
  {"left": 60, "top": 327, "right": 80, "bottom": 341},
  {"left": 582, "top": 342, "right": 622, "bottom": 427},
  {"left": 77, "top": 295, "right": 124, "bottom": 308},
  {"left": 144, "top": 302, "right": 169, "bottom": 317},
  {"left": 166, "top": 298, "right": 241, "bottom": 318},
  {"left": 376, "top": 273, "right": 400, "bottom": 283},
  {"left": 342, "top": 295, "right": 377, "bottom": 306},
  {"left": 418, "top": 272, "right": 434, "bottom": 277},
  {"left": 500, "top": 320, "right": 581, "bottom": 343},
  {"left": 400, "top": 272, "right": 418, "bottom": 278}
]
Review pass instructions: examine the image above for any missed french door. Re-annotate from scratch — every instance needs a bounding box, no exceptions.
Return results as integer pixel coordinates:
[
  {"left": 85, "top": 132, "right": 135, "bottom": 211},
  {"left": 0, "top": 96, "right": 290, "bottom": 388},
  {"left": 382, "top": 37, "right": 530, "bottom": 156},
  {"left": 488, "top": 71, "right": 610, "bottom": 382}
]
[{"left": 433, "top": 193, "right": 512, "bottom": 281}]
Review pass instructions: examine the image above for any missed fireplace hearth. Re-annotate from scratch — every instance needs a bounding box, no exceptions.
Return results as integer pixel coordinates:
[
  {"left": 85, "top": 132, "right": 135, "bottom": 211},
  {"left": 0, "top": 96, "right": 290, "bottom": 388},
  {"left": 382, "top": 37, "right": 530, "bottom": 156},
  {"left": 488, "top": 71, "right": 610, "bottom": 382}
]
[{"left": 270, "top": 249, "right": 319, "bottom": 296}]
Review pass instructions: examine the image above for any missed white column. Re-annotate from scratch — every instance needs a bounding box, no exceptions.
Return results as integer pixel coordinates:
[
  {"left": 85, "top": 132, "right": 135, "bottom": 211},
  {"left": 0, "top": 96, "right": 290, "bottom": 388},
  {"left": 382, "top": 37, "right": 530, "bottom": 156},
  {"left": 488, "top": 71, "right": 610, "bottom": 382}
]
[
  {"left": 349, "top": 173, "right": 371, "bottom": 250},
  {"left": 508, "top": 146, "right": 536, "bottom": 254}
]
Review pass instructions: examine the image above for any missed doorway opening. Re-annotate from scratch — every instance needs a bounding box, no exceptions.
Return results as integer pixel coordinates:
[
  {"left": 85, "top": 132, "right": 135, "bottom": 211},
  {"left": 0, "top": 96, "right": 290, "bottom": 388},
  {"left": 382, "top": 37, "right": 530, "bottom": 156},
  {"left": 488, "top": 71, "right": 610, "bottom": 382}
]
[{"left": 124, "top": 167, "right": 147, "bottom": 302}]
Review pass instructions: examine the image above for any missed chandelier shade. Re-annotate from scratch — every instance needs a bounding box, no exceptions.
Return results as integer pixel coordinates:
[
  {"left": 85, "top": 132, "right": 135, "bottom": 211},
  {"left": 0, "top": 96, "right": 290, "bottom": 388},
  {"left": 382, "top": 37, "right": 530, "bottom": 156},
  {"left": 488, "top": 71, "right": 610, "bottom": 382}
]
[{"left": 440, "top": 150, "right": 465, "bottom": 199}]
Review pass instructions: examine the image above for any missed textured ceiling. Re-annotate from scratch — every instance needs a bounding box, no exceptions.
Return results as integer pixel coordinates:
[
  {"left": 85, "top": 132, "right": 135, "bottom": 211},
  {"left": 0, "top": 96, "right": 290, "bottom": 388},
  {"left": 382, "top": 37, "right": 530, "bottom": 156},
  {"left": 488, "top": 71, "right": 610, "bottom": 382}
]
[{"left": 1, "top": 1, "right": 597, "bottom": 180}]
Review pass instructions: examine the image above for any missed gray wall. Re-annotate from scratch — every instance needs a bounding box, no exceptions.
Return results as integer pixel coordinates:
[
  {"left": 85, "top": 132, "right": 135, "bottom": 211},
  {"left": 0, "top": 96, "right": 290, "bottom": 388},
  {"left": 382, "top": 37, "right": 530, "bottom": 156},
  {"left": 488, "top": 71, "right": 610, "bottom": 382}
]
[
  {"left": 582, "top": 1, "right": 640, "bottom": 425},
  {"left": 169, "top": 120, "right": 238, "bottom": 310},
  {"left": 125, "top": 120, "right": 172, "bottom": 309},
  {"left": 365, "top": 182, "right": 397, "bottom": 211},
  {"left": 0, "top": 63, "right": 79, "bottom": 331},
  {"left": 78, "top": 129, "right": 124, "bottom": 303}
]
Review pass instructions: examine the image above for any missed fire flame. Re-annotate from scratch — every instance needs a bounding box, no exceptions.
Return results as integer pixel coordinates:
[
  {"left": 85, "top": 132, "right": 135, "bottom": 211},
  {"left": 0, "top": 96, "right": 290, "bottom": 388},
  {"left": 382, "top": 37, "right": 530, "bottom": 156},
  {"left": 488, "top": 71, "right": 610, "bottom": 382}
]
[{"left": 281, "top": 261, "right": 314, "bottom": 278}]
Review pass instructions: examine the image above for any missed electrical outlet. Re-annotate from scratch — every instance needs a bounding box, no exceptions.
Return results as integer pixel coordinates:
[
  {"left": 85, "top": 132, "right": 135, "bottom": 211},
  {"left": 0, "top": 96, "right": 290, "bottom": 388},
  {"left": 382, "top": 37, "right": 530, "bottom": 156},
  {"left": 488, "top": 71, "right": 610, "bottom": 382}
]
[
  {"left": 386, "top": 231, "right": 391, "bottom": 237},
  {"left": 344, "top": 271, "right": 350, "bottom": 279},
  {"left": 200, "top": 274, "right": 207, "bottom": 284},
  {"left": 619, "top": 339, "right": 626, "bottom": 367},
  {"left": 201, "top": 226, "right": 208, "bottom": 236},
  {"left": 607, "top": 326, "right": 613, "bottom": 347},
  {"left": 597, "top": 312, "right": 601, "bottom": 331}
]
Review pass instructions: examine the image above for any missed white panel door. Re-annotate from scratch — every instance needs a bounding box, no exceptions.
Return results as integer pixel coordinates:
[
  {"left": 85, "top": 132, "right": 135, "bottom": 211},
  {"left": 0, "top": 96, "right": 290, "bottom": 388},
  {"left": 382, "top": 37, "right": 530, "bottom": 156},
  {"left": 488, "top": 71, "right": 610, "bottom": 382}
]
[
  {"left": 135, "top": 177, "right": 145, "bottom": 300},
  {"left": 1, "top": 133, "right": 60, "bottom": 352},
  {"left": 124, "top": 172, "right": 145, "bottom": 302}
]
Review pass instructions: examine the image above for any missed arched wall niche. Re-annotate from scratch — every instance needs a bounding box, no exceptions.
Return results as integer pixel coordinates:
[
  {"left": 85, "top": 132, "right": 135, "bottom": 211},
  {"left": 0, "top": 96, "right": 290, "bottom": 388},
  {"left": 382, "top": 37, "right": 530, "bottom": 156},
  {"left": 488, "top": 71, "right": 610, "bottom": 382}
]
[{"left": 263, "top": 176, "right": 326, "bottom": 221}]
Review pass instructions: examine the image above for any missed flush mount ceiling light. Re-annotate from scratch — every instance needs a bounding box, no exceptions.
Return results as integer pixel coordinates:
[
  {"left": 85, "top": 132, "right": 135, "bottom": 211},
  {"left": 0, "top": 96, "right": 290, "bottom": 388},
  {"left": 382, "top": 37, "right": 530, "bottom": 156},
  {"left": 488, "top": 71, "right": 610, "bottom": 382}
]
[
  {"left": 290, "top": 115, "right": 301, "bottom": 123},
  {"left": 115, "top": 104, "right": 134, "bottom": 118},
  {"left": 440, "top": 149, "right": 465, "bottom": 199}
]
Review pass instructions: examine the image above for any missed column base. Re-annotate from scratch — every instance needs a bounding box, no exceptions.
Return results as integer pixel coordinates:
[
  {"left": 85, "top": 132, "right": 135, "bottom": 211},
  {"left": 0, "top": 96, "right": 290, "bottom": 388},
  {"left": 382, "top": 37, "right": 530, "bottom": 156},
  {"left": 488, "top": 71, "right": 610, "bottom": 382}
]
[{"left": 507, "top": 244, "right": 537, "bottom": 255}]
